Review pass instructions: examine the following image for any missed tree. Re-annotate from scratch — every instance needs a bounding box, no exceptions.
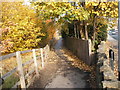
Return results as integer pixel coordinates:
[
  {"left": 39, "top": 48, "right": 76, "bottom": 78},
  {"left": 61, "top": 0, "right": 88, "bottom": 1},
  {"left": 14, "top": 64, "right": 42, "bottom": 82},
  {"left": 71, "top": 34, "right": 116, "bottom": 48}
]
[
  {"left": 32, "top": 2, "right": 89, "bottom": 21},
  {"left": 31, "top": 1, "right": 118, "bottom": 51},
  {"left": 31, "top": 2, "right": 89, "bottom": 41},
  {"left": 1, "top": 2, "right": 45, "bottom": 54},
  {"left": 84, "top": 2, "right": 118, "bottom": 50}
]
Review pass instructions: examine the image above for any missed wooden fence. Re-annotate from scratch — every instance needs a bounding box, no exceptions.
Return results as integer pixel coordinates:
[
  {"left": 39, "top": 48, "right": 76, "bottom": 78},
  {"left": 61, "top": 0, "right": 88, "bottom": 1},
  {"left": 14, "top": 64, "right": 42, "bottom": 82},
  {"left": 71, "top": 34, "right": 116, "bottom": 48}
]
[
  {"left": 63, "top": 37, "right": 92, "bottom": 65},
  {"left": 0, "top": 44, "right": 50, "bottom": 89}
]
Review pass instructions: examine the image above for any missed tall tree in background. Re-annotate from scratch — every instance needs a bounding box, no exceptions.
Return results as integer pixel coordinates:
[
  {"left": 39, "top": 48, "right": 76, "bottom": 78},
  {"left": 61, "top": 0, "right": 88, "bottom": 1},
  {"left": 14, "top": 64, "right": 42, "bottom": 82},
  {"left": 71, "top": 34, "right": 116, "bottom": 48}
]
[
  {"left": 31, "top": 2, "right": 89, "bottom": 40},
  {"left": 84, "top": 2, "right": 118, "bottom": 50}
]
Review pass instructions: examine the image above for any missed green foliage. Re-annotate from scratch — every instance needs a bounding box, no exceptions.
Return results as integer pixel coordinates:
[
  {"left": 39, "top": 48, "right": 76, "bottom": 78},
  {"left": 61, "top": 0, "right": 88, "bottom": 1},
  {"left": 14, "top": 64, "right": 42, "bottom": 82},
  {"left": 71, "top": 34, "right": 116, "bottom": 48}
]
[
  {"left": 67, "top": 22, "right": 75, "bottom": 37},
  {"left": 2, "top": 73, "right": 19, "bottom": 88},
  {"left": 88, "top": 23, "right": 108, "bottom": 50},
  {"left": 96, "top": 24, "right": 108, "bottom": 41},
  {"left": 61, "top": 30, "right": 67, "bottom": 38}
]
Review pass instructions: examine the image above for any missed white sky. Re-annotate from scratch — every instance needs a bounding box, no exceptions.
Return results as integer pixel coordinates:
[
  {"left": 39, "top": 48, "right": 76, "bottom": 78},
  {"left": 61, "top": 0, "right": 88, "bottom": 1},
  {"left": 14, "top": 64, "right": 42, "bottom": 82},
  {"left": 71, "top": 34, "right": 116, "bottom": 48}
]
[{"left": 23, "top": 0, "right": 31, "bottom": 5}]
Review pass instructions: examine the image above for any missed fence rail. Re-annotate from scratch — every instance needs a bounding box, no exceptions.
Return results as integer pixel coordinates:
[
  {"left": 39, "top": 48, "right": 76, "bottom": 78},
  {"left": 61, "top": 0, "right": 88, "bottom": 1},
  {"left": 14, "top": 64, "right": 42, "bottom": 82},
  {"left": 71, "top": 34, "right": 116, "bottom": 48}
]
[
  {"left": 0, "top": 50, "right": 33, "bottom": 61},
  {"left": 0, "top": 44, "right": 50, "bottom": 89}
]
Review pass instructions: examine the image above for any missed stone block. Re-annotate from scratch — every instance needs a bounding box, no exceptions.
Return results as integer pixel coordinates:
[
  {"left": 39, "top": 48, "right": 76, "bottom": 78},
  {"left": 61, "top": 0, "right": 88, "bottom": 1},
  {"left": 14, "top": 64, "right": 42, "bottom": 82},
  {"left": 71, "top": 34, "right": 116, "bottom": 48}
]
[
  {"left": 100, "top": 65, "right": 111, "bottom": 72},
  {"left": 104, "top": 71, "right": 117, "bottom": 81},
  {"left": 103, "top": 60, "right": 109, "bottom": 66},
  {"left": 102, "top": 81, "right": 118, "bottom": 88}
]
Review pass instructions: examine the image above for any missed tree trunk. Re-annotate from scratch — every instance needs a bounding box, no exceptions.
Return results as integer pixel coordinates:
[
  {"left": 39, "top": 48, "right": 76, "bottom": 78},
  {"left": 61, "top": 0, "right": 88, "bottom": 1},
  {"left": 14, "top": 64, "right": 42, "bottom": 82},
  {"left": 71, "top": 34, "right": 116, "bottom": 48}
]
[
  {"left": 78, "top": 24, "right": 82, "bottom": 39},
  {"left": 76, "top": 24, "right": 79, "bottom": 39},
  {"left": 74, "top": 22, "right": 77, "bottom": 38},
  {"left": 82, "top": 20, "right": 88, "bottom": 40},
  {"left": 85, "top": 22, "right": 88, "bottom": 40},
  {"left": 77, "top": 23, "right": 81, "bottom": 39},
  {"left": 81, "top": 21, "right": 85, "bottom": 39},
  {"left": 92, "top": 15, "right": 97, "bottom": 50},
  {"left": 78, "top": 22, "right": 81, "bottom": 39}
]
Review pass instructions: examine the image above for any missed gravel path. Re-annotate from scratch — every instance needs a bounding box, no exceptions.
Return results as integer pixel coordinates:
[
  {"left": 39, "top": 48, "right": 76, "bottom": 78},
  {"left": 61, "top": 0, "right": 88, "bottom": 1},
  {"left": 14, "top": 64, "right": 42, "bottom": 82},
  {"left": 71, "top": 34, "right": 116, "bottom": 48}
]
[{"left": 29, "top": 38, "right": 90, "bottom": 88}]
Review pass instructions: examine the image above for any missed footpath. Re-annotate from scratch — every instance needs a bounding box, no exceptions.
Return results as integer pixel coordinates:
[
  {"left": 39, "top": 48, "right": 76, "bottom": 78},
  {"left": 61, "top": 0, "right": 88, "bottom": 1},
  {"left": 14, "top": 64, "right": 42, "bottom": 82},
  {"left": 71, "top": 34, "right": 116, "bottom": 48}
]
[{"left": 29, "top": 38, "right": 93, "bottom": 88}]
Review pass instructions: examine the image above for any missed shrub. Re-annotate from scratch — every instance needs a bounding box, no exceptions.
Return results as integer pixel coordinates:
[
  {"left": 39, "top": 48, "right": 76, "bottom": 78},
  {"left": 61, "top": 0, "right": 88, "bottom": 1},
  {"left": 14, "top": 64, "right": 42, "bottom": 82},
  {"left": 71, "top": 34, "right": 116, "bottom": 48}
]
[{"left": 1, "top": 2, "right": 45, "bottom": 54}]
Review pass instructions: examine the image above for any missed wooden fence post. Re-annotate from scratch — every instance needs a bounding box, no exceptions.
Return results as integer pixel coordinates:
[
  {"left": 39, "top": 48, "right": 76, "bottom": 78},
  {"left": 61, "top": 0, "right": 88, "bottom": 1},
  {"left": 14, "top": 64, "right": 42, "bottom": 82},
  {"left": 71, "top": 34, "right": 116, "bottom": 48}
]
[
  {"left": 32, "top": 49, "right": 39, "bottom": 76},
  {"left": 16, "top": 51, "right": 26, "bottom": 89},
  {"left": 40, "top": 48, "right": 44, "bottom": 68},
  {"left": 46, "top": 45, "right": 48, "bottom": 58},
  {"left": 47, "top": 44, "right": 50, "bottom": 56},
  {"left": 44, "top": 47, "right": 47, "bottom": 59},
  {"left": 47, "top": 45, "right": 49, "bottom": 58}
]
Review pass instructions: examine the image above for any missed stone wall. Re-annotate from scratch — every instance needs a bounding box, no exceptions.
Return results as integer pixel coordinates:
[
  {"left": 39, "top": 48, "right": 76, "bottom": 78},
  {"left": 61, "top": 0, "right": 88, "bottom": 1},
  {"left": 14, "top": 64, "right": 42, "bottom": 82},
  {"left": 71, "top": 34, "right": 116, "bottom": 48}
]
[
  {"left": 97, "top": 41, "right": 119, "bottom": 89},
  {"left": 63, "top": 37, "right": 92, "bottom": 65}
]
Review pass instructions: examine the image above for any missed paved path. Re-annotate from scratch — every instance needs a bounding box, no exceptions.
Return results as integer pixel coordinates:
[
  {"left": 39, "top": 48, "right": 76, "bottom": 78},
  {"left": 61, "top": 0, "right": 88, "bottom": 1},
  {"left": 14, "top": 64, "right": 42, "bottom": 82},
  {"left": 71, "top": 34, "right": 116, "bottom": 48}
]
[
  {"left": 107, "top": 34, "right": 118, "bottom": 49},
  {"left": 29, "top": 38, "right": 90, "bottom": 88},
  {"left": 45, "top": 38, "right": 90, "bottom": 88},
  {"left": 109, "top": 33, "right": 118, "bottom": 41}
]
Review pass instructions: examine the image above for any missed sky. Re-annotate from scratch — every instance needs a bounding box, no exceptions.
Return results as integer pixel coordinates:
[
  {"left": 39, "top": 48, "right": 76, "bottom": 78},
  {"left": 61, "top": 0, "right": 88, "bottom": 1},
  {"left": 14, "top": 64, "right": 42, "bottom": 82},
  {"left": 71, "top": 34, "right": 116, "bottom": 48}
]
[{"left": 23, "top": 0, "right": 31, "bottom": 5}]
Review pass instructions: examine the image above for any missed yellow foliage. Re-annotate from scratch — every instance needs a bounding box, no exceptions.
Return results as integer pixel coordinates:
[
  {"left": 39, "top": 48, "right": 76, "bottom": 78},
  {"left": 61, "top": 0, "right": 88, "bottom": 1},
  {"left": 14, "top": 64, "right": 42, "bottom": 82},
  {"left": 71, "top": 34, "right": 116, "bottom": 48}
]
[
  {"left": 85, "top": 2, "right": 118, "bottom": 18},
  {"left": 1, "top": 2, "right": 45, "bottom": 54}
]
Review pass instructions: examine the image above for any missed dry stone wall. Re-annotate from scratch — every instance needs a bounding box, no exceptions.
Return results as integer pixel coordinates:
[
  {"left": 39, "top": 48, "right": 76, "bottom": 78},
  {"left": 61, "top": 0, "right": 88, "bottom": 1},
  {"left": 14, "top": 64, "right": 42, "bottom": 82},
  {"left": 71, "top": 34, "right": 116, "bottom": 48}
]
[{"left": 97, "top": 41, "right": 119, "bottom": 89}]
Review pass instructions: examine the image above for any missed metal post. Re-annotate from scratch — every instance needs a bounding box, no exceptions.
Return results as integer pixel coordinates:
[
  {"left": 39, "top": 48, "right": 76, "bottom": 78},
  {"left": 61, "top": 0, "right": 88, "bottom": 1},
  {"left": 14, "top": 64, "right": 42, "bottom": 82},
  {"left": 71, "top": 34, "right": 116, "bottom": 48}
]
[
  {"left": 109, "top": 49, "right": 114, "bottom": 70},
  {"left": 118, "top": 0, "right": 120, "bottom": 81}
]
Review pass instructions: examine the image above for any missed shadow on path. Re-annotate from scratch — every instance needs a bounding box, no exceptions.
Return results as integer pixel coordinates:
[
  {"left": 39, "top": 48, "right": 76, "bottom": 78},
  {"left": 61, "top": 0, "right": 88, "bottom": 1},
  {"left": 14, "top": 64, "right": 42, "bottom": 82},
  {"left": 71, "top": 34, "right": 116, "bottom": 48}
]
[
  {"left": 45, "top": 38, "right": 90, "bottom": 88},
  {"left": 29, "top": 38, "right": 91, "bottom": 88}
]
